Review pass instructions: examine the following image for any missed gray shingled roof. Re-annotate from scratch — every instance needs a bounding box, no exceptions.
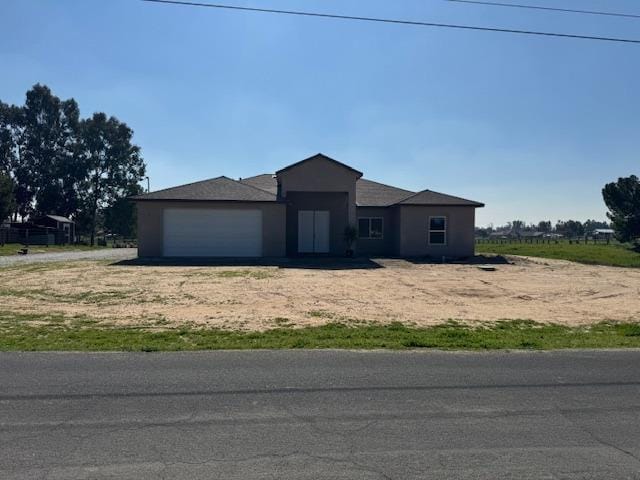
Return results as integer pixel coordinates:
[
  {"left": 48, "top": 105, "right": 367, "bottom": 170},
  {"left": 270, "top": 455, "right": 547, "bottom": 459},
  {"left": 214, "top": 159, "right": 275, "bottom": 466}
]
[
  {"left": 398, "top": 190, "right": 484, "bottom": 207},
  {"left": 133, "top": 162, "right": 482, "bottom": 207},
  {"left": 355, "top": 179, "right": 415, "bottom": 207},
  {"left": 239, "top": 175, "right": 415, "bottom": 207},
  {"left": 132, "top": 176, "right": 278, "bottom": 202},
  {"left": 239, "top": 174, "right": 278, "bottom": 195}
]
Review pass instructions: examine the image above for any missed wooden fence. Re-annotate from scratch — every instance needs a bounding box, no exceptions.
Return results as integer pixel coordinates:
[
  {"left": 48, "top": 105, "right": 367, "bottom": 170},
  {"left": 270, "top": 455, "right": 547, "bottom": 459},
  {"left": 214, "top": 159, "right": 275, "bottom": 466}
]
[{"left": 475, "top": 236, "right": 612, "bottom": 245}]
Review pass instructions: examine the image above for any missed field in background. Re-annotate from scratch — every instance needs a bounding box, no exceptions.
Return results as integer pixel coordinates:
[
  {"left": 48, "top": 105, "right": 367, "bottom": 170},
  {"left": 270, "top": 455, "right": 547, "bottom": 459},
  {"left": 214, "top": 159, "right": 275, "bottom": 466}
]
[{"left": 476, "top": 240, "right": 640, "bottom": 268}]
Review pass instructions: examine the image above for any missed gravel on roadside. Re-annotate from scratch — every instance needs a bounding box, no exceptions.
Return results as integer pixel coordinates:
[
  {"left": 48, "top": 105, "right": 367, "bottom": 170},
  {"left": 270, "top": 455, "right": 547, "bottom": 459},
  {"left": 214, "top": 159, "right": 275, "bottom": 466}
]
[{"left": 0, "top": 248, "right": 137, "bottom": 267}]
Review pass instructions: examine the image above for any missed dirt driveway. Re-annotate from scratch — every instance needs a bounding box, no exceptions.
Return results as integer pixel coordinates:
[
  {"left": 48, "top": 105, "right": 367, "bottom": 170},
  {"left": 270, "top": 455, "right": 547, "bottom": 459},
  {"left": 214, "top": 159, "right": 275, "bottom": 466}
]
[{"left": 1, "top": 256, "right": 639, "bottom": 329}]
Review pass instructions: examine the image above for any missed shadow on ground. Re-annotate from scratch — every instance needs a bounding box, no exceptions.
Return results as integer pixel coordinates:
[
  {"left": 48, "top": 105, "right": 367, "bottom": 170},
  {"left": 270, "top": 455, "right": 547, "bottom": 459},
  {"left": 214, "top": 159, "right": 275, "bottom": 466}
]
[
  {"left": 404, "top": 255, "right": 511, "bottom": 266},
  {"left": 110, "top": 254, "right": 511, "bottom": 270}
]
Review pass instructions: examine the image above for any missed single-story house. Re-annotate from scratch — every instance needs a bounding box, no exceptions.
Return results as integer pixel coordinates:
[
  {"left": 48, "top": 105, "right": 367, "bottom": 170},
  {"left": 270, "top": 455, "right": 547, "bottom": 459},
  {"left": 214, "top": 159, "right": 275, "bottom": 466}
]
[
  {"left": 33, "top": 215, "right": 75, "bottom": 244},
  {"left": 132, "top": 153, "right": 484, "bottom": 258}
]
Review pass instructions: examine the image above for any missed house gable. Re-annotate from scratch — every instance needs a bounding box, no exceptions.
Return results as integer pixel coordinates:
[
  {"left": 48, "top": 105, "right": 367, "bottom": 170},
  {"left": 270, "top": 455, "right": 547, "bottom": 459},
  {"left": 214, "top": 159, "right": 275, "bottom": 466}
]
[
  {"left": 276, "top": 153, "right": 363, "bottom": 177},
  {"left": 276, "top": 153, "right": 362, "bottom": 226}
]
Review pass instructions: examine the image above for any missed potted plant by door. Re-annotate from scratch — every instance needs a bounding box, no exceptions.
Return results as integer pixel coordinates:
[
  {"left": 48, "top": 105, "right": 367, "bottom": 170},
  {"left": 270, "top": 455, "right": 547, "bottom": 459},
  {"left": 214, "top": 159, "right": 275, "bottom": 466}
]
[{"left": 343, "top": 225, "right": 358, "bottom": 258}]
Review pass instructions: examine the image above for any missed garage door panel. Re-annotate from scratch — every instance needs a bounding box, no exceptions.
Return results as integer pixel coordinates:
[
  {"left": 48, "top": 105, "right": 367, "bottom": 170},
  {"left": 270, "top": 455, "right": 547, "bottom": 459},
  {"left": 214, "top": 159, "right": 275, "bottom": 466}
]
[{"left": 163, "top": 209, "right": 262, "bottom": 257}]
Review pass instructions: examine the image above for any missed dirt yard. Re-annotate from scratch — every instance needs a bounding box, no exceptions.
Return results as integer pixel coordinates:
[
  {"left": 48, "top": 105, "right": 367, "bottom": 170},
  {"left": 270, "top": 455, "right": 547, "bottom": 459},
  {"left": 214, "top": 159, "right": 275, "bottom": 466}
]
[{"left": 1, "top": 256, "right": 639, "bottom": 330}]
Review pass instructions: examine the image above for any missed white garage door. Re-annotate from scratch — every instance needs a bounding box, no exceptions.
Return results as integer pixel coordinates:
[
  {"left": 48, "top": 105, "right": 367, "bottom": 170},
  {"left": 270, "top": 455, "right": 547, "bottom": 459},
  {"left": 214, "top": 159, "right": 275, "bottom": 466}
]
[{"left": 163, "top": 208, "right": 262, "bottom": 257}]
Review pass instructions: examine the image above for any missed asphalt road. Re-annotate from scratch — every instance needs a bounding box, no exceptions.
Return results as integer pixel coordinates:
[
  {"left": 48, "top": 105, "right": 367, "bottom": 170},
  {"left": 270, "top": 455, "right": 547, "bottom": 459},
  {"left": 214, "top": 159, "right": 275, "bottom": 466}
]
[{"left": 1, "top": 350, "right": 639, "bottom": 479}]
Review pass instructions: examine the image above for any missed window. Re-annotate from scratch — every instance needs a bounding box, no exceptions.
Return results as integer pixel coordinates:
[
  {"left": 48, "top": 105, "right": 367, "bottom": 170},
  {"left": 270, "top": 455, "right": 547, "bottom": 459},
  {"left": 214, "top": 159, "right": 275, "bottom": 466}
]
[
  {"left": 358, "top": 217, "right": 384, "bottom": 239},
  {"left": 429, "top": 216, "right": 447, "bottom": 245}
]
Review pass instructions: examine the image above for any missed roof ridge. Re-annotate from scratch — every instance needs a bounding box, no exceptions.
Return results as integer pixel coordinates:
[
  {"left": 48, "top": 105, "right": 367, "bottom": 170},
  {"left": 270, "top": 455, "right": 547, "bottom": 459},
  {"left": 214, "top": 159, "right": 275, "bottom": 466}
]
[
  {"left": 393, "top": 189, "right": 424, "bottom": 204},
  {"left": 135, "top": 175, "right": 226, "bottom": 197},
  {"left": 419, "top": 188, "right": 483, "bottom": 204},
  {"left": 276, "top": 153, "right": 363, "bottom": 176},
  {"left": 242, "top": 173, "right": 275, "bottom": 179},
  {"left": 395, "top": 188, "right": 484, "bottom": 206},
  {"left": 359, "top": 177, "right": 415, "bottom": 194},
  {"left": 231, "top": 176, "right": 278, "bottom": 198}
]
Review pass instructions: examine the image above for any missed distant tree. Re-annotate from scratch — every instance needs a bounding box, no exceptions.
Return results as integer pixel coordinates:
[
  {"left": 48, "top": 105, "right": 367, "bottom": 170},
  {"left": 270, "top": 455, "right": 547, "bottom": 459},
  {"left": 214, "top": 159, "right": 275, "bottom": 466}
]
[
  {"left": 77, "top": 113, "right": 145, "bottom": 245},
  {"left": 475, "top": 226, "right": 491, "bottom": 238},
  {"left": 537, "top": 220, "right": 552, "bottom": 233},
  {"left": 103, "top": 184, "right": 143, "bottom": 238},
  {"left": 555, "top": 220, "right": 584, "bottom": 238},
  {"left": 0, "top": 173, "right": 15, "bottom": 223},
  {"left": 583, "top": 219, "right": 610, "bottom": 233},
  {"left": 602, "top": 175, "right": 640, "bottom": 244},
  {"left": 509, "top": 220, "right": 525, "bottom": 234}
]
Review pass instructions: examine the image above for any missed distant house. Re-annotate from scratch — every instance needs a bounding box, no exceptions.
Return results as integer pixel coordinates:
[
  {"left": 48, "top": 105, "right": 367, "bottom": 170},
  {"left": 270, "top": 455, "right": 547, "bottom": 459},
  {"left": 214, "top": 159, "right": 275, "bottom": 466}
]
[
  {"left": 33, "top": 215, "right": 75, "bottom": 244},
  {"left": 519, "top": 231, "right": 545, "bottom": 239},
  {"left": 592, "top": 228, "right": 614, "bottom": 242}
]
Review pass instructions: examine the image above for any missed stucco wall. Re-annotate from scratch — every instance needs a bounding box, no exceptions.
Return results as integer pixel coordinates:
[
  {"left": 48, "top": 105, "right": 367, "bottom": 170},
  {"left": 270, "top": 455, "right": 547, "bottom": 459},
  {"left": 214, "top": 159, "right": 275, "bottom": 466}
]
[
  {"left": 355, "top": 206, "right": 397, "bottom": 256},
  {"left": 284, "top": 192, "right": 349, "bottom": 256},
  {"left": 398, "top": 205, "right": 476, "bottom": 258},
  {"left": 278, "top": 157, "right": 359, "bottom": 226},
  {"left": 135, "top": 201, "right": 286, "bottom": 257}
]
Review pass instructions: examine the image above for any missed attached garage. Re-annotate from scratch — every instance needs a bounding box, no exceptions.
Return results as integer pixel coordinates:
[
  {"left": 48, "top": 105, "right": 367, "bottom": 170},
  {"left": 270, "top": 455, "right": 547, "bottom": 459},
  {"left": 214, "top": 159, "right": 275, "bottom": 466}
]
[
  {"left": 133, "top": 176, "right": 286, "bottom": 258},
  {"left": 163, "top": 208, "right": 262, "bottom": 257}
]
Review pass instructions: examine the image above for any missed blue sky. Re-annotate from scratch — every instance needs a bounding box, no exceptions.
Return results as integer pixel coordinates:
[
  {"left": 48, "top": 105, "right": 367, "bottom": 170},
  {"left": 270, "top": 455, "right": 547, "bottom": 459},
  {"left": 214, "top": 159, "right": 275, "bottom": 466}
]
[{"left": 1, "top": 0, "right": 638, "bottom": 226}]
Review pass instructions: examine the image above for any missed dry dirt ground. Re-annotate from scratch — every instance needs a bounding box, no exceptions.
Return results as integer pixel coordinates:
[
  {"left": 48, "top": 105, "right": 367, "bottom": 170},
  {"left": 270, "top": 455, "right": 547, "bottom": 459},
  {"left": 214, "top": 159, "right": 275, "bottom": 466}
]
[{"left": 1, "top": 256, "right": 639, "bottom": 330}]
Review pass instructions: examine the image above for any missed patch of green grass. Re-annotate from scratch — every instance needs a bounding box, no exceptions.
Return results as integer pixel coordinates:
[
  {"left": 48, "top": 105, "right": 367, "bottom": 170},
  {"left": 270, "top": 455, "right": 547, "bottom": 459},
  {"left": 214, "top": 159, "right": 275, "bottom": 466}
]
[
  {"left": 0, "top": 243, "right": 109, "bottom": 257},
  {"left": 476, "top": 241, "right": 640, "bottom": 268},
  {"left": 1, "top": 311, "right": 640, "bottom": 351}
]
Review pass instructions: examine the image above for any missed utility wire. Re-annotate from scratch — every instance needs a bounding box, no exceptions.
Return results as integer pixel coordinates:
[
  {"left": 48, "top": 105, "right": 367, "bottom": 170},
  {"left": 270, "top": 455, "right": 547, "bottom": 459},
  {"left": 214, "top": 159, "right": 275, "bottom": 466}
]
[
  {"left": 140, "top": 0, "right": 640, "bottom": 44},
  {"left": 446, "top": 0, "right": 640, "bottom": 20}
]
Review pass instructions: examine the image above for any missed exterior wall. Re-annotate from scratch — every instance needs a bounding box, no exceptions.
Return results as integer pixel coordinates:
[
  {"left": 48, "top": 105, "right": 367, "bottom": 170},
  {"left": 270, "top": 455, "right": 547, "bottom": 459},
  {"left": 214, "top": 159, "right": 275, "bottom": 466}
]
[
  {"left": 277, "top": 157, "right": 360, "bottom": 227},
  {"left": 284, "top": 192, "right": 349, "bottom": 256},
  {"left": 136, "top": 201, "right": 286, "bottom": 257},
  {"left": 398, "top": 205, "right": 476, "bottom": 258},
  {"left": 355, "top": 206, "right": 397, "bottom": 256}
]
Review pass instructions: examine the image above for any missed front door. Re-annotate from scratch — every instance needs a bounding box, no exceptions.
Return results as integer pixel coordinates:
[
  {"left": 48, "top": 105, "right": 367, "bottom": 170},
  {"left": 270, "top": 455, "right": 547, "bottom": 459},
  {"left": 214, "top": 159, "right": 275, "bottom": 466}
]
[{"left": 298, "top": 210, "right": 330, "bottom": 253}]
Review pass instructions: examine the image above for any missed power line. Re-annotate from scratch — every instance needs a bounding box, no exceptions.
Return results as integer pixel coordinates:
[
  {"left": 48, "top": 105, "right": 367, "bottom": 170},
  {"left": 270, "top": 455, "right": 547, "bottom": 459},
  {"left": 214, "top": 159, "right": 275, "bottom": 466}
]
[
  {"left": 446, "top": 0, "right": 640, "bottom": 20},
  {"left": 140, "top": 0, "right": 640, "bottom": 44}
]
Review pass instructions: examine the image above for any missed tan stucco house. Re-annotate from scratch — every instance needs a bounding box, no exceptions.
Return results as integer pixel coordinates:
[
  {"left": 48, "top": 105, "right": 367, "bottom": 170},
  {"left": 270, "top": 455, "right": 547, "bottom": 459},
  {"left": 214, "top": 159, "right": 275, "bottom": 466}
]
[{"left": 133, "top": 153, "right": 483, "bottom": 258}]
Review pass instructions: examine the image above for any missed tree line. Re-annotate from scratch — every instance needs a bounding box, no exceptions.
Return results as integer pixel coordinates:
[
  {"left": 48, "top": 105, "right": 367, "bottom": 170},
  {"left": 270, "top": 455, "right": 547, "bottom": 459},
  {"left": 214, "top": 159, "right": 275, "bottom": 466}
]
[
  {"left": 0, "top": 84, "right": 146, "bottom": 245},
  {"left": 476, "top": 175, "right": 639, "bottom": 244},
  {"left": 476, "top": 219, "right": 611, "bottom": 239}
]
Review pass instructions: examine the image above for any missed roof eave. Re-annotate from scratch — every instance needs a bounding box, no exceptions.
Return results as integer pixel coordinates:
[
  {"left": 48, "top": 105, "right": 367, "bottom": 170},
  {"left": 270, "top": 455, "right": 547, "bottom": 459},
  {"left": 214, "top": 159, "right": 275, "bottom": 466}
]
[
  {"left": 131, "top": 198, "right": 281, "bottom": 203},
  {"left": 398, "top": 202, "right": 485, "bottom": 207}
]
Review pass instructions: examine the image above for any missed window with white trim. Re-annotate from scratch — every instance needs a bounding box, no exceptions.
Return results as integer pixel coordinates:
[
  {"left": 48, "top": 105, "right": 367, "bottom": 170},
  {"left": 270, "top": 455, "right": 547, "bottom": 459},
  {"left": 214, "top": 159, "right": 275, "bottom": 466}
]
[
  {"left": 358, "top": 217, "right": 384, "bottom": 239},
  {"left": 428, "top": 216, "right": 447, "bottom": 245}
]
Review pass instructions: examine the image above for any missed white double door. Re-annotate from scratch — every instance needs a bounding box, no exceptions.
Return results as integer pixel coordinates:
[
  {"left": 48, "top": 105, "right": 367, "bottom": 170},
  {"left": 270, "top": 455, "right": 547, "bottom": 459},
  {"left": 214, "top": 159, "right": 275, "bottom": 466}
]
[{"left": 298, "top": 210, "right": 330, "bottom": 253}]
